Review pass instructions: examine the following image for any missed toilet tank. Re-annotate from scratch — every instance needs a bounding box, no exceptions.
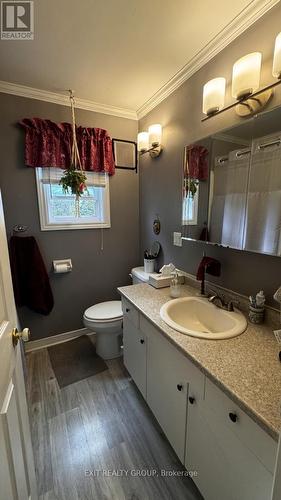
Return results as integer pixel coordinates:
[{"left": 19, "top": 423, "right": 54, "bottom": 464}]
[{"left": 131, "top": 266, "right": 152, "bottom": 284}]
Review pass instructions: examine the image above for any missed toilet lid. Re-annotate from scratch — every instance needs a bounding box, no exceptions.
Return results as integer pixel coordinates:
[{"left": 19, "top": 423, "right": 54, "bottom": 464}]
[{"left": 84, "top": 301, "right": 123, "bottom": 321}]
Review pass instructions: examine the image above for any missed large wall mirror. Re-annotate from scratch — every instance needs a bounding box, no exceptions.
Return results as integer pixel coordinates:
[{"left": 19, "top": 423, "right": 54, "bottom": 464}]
[{"left": 182, "top": 105, "right": 281, "bottom": 257}]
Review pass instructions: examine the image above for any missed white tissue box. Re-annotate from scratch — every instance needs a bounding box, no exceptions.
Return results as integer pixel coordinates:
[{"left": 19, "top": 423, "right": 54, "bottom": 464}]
[{"left": 149, "top": 273, "right": 185, "bottom": 289}]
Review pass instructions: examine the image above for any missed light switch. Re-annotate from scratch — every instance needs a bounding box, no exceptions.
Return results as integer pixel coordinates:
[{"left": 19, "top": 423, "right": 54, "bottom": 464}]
[{"left": 173, "top": 232, "right": 182, "bottom": 247}]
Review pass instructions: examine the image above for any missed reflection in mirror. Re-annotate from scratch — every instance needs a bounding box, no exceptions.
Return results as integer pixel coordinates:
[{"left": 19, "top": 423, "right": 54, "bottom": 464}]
[
  {"left": 182, "top": 104, "right": 281, "bottom": 257},
  {"left": 209, "top": 143, "right": 251, "bottom": 249},
  {"left": 244, "top": 108, "right": 281, "bottom": 255},
  {"left": 182, "top": 139, "right": 210, "bottom": 241}
]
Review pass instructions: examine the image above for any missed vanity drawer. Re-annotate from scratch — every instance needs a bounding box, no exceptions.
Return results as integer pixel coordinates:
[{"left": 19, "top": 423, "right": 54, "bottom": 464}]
[
  {"left": 204, "top": 377, "right": 277, "bottom": 473},
  {"left": 121, "top": 298, "right": 139, "bottom": 329}
]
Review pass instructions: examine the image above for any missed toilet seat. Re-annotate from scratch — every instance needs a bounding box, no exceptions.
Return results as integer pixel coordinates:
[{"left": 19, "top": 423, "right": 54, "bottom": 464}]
[{"left": 84, "top": 300, "right": 123, "bottom": 323}]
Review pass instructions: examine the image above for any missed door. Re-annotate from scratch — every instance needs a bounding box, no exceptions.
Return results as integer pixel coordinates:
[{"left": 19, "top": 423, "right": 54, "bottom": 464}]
[{"left": 0, "top": 191, "right": 37, "bottom": 499}]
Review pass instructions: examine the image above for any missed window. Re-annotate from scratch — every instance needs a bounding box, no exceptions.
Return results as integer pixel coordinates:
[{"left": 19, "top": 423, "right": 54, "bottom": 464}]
[
  {"left": 182, "top": 185, "right": 199, "bottom": 226},
  {"left": 36, "top": 168, "right": 110, "bottom": 230}
]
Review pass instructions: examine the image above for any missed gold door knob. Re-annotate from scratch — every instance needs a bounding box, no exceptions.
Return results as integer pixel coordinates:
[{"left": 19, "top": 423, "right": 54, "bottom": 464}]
[{"left": 12, "top": 327, "right": 30, "bottom": 347}]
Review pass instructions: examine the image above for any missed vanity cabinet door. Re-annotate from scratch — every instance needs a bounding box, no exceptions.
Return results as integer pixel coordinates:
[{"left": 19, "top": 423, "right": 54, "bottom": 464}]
[
  {"left": 186, "top": 379, "right": 276, "bottom": 500},
  {"left": 123, "top": 307, "right": 146, "bottom": 398},
  {"left": 143, "top": 315, "right": 204, "bottom": 464},
  {"left": 146, "top": 330, "right": 187, "bottom": 463}
]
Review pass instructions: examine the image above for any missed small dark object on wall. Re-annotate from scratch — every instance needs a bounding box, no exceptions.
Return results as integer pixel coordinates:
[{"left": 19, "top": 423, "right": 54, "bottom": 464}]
[
  {"left": 153, "top": 217, "right": 161, "bottom": 235},
  {"left": 112, "top": 138, "right": 137, "bottom": 172}
]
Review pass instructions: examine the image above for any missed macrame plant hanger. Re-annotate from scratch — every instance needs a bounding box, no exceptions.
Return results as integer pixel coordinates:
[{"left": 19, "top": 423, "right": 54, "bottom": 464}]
[
  {"left": 69, "top": 90, "right": 82, "bottom": 172},
  {"left": 50, "top": 91, "right": 86, "bottom": 214},
  {"left": 69, "top": 89, "right": 84, "bottom": 216}
]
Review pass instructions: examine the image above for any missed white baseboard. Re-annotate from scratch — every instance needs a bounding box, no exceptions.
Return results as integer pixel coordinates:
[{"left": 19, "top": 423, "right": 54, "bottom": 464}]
[{"left": 24, "top": 327, "right": 95, "bottom": 352}]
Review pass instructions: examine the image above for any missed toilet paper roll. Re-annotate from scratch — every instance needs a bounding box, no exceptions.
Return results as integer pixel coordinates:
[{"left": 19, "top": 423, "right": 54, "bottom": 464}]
[{"left": 54, "top": 263, "right": 70, "bottom": 273}]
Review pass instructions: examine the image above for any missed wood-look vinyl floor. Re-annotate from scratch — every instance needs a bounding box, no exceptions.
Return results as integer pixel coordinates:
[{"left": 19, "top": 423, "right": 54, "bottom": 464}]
[{"left": 26, "top": 346, "right": 203, "bottom": 500}]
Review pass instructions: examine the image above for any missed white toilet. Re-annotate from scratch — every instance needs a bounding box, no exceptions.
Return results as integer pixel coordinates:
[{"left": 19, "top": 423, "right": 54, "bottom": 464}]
[
  {"left": 83, "top": 267, "right": 153, "bottom": 360},
  {"left": 83, "top": 301, "right": 123, "bottom": 360}
]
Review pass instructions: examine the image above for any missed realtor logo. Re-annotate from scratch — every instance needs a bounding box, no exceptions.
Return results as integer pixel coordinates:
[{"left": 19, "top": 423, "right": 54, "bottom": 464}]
[{"left": 1, "top": 1, "right": 34, "bottom": 39}]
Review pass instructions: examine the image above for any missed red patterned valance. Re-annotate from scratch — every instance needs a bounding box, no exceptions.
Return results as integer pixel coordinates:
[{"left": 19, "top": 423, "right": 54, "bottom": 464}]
[
  {"left": 184, "top": 144, "right": 209, "bottom": 181},
  {"left": 19, "top": 118, "right": 115, "bottom": 175}
]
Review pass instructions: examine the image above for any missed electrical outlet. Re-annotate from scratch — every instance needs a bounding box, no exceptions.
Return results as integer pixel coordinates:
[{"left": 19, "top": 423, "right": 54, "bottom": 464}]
[{"left": 173, "top": 232, "right": 182, "bottom": 247}]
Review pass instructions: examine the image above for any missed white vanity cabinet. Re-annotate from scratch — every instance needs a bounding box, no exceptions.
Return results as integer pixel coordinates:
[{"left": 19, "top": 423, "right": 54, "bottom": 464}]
[
  {"left": 121, "top": 298, "right": 278, "bottom": 500},
  {"left": 122, "top": 299, "right": 146, "bottom": 398},
  {"left": 186, "top": 378, "right": 277, "bottom": 500}
]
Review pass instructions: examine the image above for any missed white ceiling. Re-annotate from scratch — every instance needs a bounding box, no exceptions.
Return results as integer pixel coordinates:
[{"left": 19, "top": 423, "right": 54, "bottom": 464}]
[{"left": 0, "top": 0, "right": 277, "bottom": 116}]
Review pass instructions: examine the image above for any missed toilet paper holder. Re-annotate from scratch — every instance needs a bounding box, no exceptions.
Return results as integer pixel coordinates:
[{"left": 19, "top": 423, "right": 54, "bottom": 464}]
[{"left": 53, "top": 259, "right": 72, "bottom": 273}]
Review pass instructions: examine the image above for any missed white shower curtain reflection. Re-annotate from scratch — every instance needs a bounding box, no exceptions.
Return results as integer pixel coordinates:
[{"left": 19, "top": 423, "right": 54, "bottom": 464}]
[
  {"left": 209, "top": 149, "right": 250, "bottom": 249},
  {"left": 244, "top": 134, "right": 281, "bottom": 255}
]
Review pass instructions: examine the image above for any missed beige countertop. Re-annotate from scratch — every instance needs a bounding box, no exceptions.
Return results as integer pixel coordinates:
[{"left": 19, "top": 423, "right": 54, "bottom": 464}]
[{"left": 118, "top": 283, "right": 281, "bottom": 442}]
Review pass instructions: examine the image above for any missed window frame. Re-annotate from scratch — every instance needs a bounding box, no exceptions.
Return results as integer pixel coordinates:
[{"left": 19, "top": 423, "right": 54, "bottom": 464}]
[{"left": 35, "top": 168, "right": 111, "bottom": 231}]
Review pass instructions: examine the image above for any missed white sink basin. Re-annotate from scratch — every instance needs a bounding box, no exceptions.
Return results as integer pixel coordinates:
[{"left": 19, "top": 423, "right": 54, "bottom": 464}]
[{"left": 160, "top": 296, "right": 247, "bottom": 340}]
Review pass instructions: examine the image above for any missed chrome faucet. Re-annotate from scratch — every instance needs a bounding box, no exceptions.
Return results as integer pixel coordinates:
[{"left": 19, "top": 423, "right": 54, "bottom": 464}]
[{"left": 208, "top": 293, "right": 238, "bottom": 312}]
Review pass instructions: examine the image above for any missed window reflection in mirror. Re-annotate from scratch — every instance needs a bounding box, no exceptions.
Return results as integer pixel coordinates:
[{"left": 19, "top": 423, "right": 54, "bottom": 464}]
[{"left": 182, "top": 139, "right": 211, "bottom": 241}]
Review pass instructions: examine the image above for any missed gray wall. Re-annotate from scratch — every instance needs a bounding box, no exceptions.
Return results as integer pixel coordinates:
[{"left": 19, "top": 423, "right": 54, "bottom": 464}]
[
  {"left": 139, "top": 3, "right": 281, "bottom": 306},
  {"left": 0, "top": 93, "right": 139, "bottom": 339}
]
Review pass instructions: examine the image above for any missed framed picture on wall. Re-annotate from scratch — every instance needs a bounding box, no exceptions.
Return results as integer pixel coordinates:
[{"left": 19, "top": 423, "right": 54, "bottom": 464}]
[{"left": 112, "top": 139, "right": 137, "bottom": 172}]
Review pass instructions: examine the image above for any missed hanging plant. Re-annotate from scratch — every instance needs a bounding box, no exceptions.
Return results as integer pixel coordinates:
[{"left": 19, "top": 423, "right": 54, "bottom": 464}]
[
  {"left": 59, "top": 90, "right": 88, "bottom": 200},
  {"left": 184, "top": 177, "right": 199, "bottom": 198},
  {"left": 60, "top": 167, "right": 88, "bottom": 197}
]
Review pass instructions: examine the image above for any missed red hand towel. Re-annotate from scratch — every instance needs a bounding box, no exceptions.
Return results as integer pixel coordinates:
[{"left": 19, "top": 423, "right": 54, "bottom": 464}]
[
  {"left": 197, "top": 256, "right": 221, "bottom": 281},
  {"left": 10, "top": 236, "right": 54, "bottom": 315}
]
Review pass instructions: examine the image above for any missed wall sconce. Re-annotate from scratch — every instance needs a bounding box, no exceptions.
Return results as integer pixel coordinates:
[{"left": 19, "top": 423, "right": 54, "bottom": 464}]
[
  {"left": 137, "top": 124, "right": 162, "bottom": 158},
  {"left": 203, "top": 77, "right": 226, "bottom": 116},
  {"left": 202, "top": 34, "right": 281, "bottom": 121}
]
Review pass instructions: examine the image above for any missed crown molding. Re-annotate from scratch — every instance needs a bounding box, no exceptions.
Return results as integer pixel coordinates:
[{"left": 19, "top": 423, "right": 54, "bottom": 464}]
[
  {"left": 0, "top": 80, "right": 138, "bottom": 120},
  {"left": 137, "top": 0, "right": 280, "bottom": 119}
]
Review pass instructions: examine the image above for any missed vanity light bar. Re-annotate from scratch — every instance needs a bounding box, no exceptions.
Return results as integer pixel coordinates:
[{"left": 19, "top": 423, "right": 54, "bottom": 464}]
[
  {"left": 202, "top": 32, "right": 281, "bottom": 121},
  {"left": 201, "top": 78, "right": 281, "bottom": 122}
]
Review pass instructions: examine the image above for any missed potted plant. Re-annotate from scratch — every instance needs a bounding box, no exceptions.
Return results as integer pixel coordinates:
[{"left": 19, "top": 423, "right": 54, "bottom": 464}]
[
  {"left": 60, "top": 167, "right": 88, "bottom": 197},
  {"left": 184, "top": 177, "right": 199, "bottom": 198}
]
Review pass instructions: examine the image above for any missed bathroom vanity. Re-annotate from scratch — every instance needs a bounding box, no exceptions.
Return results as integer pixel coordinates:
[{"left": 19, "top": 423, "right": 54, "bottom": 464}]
[{"left": 119, "top": 283, "right": 281, "bottom": 500}]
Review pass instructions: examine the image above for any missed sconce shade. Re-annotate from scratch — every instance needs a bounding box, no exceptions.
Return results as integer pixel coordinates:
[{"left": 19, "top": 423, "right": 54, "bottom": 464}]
[
  {"left": 203, "top": 78, "right": 226, "bottom": 115},
  {"left": 232, "top": 52, "right": 262, "bottom": 100},
  {"left": 137, "top": 132, "right": 149, "bottom": 152},
  {"left": 273, "top": 32, "right": 281, "bottom": 78},
  {"left": 148, "top": 124, "right": 162, "bottom": 147}
]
